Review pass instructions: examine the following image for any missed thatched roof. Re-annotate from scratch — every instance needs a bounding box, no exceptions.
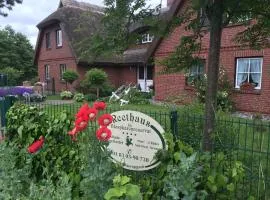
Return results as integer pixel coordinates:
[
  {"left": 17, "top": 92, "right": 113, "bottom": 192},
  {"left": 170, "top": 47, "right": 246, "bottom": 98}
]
[{"left": 35, "top": 0, "right": 154, "bottom": 65}]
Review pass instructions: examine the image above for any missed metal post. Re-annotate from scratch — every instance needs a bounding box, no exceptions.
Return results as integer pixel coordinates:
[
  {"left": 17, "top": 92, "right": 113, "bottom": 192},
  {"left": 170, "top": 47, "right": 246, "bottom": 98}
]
[
  {"left": 0, "top": 95, "right": 16, "bottom": 127},
  {"left": 170, "top": 109, "right": 178, "bottom": 139}
]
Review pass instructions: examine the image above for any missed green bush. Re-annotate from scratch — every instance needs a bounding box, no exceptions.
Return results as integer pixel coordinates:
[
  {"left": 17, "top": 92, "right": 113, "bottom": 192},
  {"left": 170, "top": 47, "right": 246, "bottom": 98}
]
[
  {"left": 60, "top": 91, "right": 73, "bottom": 99},
  {"left": 73, "top": 93, "right": 85, "bottom": 102},
  {"left": 62, "top": 70, "right": 79, "bottom": 85},
  {"left": 5, "top": 104, "right": 82, "bottom": 198},
  {"left": 195, "top": 67, "right": 234, "bottom": 112},
  {"left": 85, "top": 93, "right": 97, "bottom": 101},
  {"left": 81, "top": 68, "right": 108, "bottom": 98}
]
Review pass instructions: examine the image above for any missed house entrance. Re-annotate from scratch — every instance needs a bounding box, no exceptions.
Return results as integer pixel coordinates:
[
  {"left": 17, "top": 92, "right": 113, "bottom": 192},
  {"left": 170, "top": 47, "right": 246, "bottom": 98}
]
[{"left": 137, "top": 65, "right": 153, "bottom": 92}]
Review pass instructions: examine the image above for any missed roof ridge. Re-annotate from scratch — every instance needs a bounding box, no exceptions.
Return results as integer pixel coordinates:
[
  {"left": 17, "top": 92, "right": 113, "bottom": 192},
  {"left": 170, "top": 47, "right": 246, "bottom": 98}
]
[{"left": 59, "top": 0, "right": 104, "bottom": 13}]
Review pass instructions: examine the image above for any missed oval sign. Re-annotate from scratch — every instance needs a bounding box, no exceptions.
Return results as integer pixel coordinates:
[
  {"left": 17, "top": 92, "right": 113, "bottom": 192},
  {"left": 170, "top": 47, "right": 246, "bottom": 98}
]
[{"left": 108, "top": 110, "right": 167, "bottom": 171}]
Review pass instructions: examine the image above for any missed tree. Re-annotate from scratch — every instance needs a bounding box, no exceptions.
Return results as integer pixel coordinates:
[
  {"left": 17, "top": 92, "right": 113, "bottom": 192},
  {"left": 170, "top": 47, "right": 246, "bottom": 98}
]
[
  {"left": 81, "top": 68, "right": 108, "bottom": 98},
  {"left": 0, "top": 0, "right": 22, "bottom": 16},
  {"left": 62, "top": 70, "right": 79, "bottom": 90},
  {"left": 0, "top": 67, "right": 22, "bottom": 86},
  {"left": 0, "top": 26, "right": 35, "bottom": 85},
  {"left": 83, "top": 0, "right": 270, "bottom": 151}
]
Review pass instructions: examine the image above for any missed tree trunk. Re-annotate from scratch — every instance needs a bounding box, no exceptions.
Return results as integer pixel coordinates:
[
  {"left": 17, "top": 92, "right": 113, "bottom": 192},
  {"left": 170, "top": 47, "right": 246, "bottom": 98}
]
[{"left": 203, "top": 1, "right": 224, "bottom": 151}]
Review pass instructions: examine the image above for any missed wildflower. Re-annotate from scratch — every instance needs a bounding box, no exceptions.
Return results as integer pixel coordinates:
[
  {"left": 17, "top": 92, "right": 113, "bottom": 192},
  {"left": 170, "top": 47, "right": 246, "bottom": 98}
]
[
  {"left": 93, "top": 101, "right": 106, "bottom": 110},
  {"left": 88, "top": 108, "right": 98, "bottom": 121},
  {"left": 28, "top": 136, "right": 45, "bottom": 154},
  {"left": 98, "top": 114, "right": 113, "bottom": 126},
  {"left": 75, "top": 117, "right": 88, "bottom": 131},
  {"left": 76, "top": 103, "right": 90, "bottom": 118},
  {"left": 96, "top": 126, "right": 112, "bottom": 141}
]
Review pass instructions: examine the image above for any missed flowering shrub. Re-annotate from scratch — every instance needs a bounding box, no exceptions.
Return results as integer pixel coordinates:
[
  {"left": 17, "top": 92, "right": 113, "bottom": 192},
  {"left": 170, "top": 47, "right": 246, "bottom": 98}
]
[
  {"left": 73, "top": 93, "right": 85, "bottom": 102},
  {"left": 60, "top": 90, "right": 73, "bottom": 99},
  {"left": 0, "top": 86, "right": 33, "bottom": 97},
  {"left": 195, "top": 67, "right": 234, "bottom": 111}
]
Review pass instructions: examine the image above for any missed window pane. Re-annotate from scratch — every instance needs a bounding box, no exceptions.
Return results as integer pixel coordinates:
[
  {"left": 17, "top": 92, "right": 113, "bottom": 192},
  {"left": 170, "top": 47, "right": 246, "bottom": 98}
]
[
  {"left": 250, "top": 59, "right": 262, "bottom": 73},
  {"left": 237, "top": 59, "right": 249, "bottom": 73},
  {"left": 45, "top": 33, "right": 50, "bottom": 48},
  {"left": 138, "top": 66, "right": 144, "bottom": 79},
  {"left": 147, "top": 66, "right": 153, "bottom": 80},
  {"left": 56, "top": 30, "right": 62, "bottom": 47}
]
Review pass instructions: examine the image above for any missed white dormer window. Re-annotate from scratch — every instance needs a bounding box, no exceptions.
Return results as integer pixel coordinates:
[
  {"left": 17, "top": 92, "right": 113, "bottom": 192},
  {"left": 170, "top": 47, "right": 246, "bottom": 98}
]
[
  {"left": 56, "top": 29, "right": 63, "bottom": 47},
  {"left": 142, "top": 33, "right": 154, "bottom": 44}
]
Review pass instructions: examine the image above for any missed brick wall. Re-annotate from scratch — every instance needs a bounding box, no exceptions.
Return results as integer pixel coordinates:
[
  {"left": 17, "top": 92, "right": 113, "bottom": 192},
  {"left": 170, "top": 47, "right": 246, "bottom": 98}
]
[
  {"left": 154, "top": 0, "right": 270, "bottom": 113},
  {"left": 37, "top": 24, "right": 78, "bottom": 92}
]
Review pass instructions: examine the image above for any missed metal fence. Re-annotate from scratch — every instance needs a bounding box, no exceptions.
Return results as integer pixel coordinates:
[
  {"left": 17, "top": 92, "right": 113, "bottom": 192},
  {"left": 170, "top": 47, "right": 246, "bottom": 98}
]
[{"left": 0, "top": 100, "right": 269, "bottom": 199}]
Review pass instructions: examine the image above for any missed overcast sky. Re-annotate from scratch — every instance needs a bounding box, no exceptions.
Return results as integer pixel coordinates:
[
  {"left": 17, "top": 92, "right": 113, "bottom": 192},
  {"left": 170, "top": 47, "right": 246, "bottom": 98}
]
[{"left": 0, "top": 0, "right": 165, "bottom": 47}]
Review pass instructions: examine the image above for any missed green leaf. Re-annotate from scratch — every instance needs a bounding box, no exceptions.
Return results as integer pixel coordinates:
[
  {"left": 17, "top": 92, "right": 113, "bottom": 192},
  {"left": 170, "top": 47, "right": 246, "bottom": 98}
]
[
  {"left": 173, "top": 152, "right": 181, "bottom": 162},
  {"left": 226, "top": 183, "right": 235, "bottom": 192},
  {"left": 104, "top": 188, "right": 125, "bottom": 200},
  {"left": 18, "top": 125, "right": 23, "bottom": 139},
  {"left": 120, "top": 176, "right": 131, "bottom": 186},
  {"left": 125, "top": 184, "right": 142, "bottom": 200},
  {"left": 216, "top": 174, "right": 228, "bottom": 187}
]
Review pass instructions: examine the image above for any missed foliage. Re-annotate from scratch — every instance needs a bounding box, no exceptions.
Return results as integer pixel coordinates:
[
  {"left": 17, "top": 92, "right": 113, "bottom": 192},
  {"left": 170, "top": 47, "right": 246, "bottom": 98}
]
[
  {"left": 195, "top": 68, "right": 234, "bottom": 112},
  {"left": 60, "top": 90, "right": 73, "bottom": 99},
  {"left": 0, "top": 26, "right": 35, "bottom": 83},
  {"left": 0, "top": 0, "right": 22, "bottom": 16},
  {"left": 5, "top": 104, "right": 82, "bottom": 198},
  {"left": 0, "top": 66, "right": 23, "bottom": 86},
  {"left": 63, "top": 70, "right": 79, "bottom": 85},
  {"left": 77, "top": 0, "right": 160, "bottom": 60},
  {"left": 85, "top": 93, "right": 97, "bottom": 101},
  {"left": 104, "top": 175, "right": 142, "bottom": 200},
  {"left": 81, "top": 68, "right": 108, "bottom": 98},
  {"left": 73, "top": 93, "right": 85, "bottom": 102}
]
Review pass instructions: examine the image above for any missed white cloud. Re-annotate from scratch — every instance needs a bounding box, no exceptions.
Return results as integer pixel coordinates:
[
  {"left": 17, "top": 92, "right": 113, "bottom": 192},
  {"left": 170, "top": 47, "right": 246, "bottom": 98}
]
[{"left": 0, "top": 0, "right": 166, "bottom": 47}]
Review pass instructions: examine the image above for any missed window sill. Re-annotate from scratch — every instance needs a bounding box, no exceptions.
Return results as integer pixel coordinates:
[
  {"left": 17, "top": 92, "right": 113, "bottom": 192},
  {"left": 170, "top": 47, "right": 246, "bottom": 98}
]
[
  {"left": 46, "top": 47, "right": 51, "bottom": 50},
  {"left": 233, "top": 89, "right": 261, "bottom": 95},
  {"left": 56, "top": 46, "right": 63, "bottom": 49}
]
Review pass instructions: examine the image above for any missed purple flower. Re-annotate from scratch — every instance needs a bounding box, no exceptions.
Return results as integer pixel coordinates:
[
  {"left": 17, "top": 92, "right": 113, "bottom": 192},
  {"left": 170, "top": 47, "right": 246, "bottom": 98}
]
[{"left": 0, "top": 87, "right": 34, "bottom": 97}]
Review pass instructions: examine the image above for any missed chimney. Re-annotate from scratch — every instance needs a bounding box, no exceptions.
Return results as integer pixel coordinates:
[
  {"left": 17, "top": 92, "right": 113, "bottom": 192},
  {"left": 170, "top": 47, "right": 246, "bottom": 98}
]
[{"left": 167, "top": 0, "right": 174, "bottom": 7}]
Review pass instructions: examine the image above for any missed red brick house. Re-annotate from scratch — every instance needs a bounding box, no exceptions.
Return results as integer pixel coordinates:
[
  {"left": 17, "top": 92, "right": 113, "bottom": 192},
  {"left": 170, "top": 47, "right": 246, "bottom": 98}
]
[
  {"left": 35, "top": 0, "right": 270, "bottom": 113},
  {"left": 152, "top": 0, "right": 270, "bottom": 114},
  {"left": 34, "top": 0, "right": 154, "bottom": 93}
]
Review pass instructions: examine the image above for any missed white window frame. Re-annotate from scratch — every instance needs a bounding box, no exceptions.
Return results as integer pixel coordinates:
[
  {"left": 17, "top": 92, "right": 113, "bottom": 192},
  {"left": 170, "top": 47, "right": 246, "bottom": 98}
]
[
  {"left": 45, "top": 65, "right": 50, "bottom": 80},
  {"left": 235, "top": 57, "right": 263, "bottom": 89},
  {"left": 60, "top": 64, "right": 66, "bottom": 80},
  {"left": 141, "top": 33, "right": 154, "bottom": 44},
  {"left": 56, "top": 29, "right": 63, "bottom": 47}
]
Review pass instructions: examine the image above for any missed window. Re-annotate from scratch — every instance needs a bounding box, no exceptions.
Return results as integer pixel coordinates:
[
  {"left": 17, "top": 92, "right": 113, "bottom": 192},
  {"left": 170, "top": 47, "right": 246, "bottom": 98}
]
[
  {"left": 60, "top": 64, "right": 66, "bottom": 80},
  {"left": 45, "top": 32, "right": 51, "bottom": 49},
  {"left": 235, "top": 58, "right": 263, "bottom": 89},
  {"left": 56, "top": 29, "right": 63, "bottom": 47},
  {"left": 142, "top": 33, "right": 154, "bottom": 44},
  {"left": 186, "top": 62, "right": 205, "bottom": 85},
  {"left": 45, "top": 65, "right": 50, "bottom": 80}
]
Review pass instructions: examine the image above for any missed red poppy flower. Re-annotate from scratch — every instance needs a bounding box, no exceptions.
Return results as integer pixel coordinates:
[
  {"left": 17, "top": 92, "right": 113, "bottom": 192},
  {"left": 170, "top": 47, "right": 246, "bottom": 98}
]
[
  {"left": 87, "top": 108, "right": 98, "bottom": 121},
  {"left": 28, "top": 136, "right": 45, "bottom": 154},
  {"left": 75, "top": 117, "right": 88, "bottom": 131},
  {"left": 68, "top": 127, "right": 78, "bottom": 136},
  {"left": 98, "top": 114, "right": 113, "bottom": 126},
  {"left": 93, "top": 101, "right": 106, "bottom": 110},
  {"left": 96, "top": 126, "right": 112, "bottom": 141},
  {"left": 76, "top": 104, "right": 90, "bottom": 118}
]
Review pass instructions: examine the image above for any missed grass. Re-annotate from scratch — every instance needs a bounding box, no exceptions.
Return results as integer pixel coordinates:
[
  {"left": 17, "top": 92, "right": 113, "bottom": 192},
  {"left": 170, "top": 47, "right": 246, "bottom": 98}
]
[{"left": 46, "top": 95, "right": 62, "bottom": 100}]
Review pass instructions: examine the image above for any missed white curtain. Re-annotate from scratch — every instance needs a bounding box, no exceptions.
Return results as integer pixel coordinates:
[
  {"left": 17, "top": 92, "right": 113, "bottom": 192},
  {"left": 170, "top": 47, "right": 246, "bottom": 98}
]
[
  {"left": 237, "top": 59, "right": 249, "bottom": 87},
  {"left": 250, "top": 59, "right": 262, "bottom": 87}
]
